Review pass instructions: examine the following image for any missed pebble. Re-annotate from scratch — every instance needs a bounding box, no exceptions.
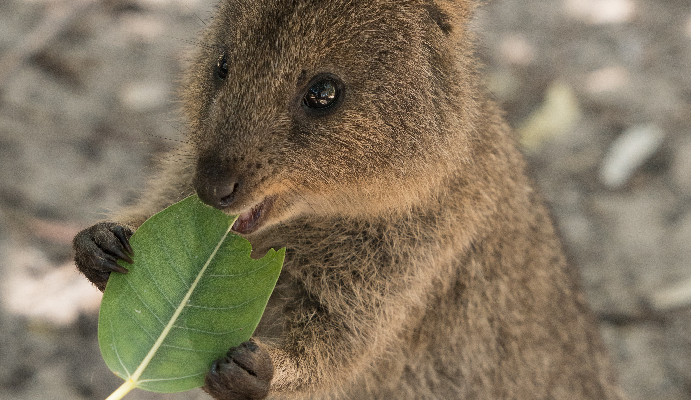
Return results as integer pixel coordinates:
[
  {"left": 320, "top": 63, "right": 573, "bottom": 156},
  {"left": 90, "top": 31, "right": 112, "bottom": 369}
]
[
  {"left": 518, "top": 81, "right": 582, "bottom": 150},
  {"left": 118, "top": 13, "right": 165, "bottom": 43},
  {"left": 599, "top": 124, "right": 664, "bottom": 189},
  {"left": 585, "top": 66, "right": 630, "bottom": 94},
  {"left": 499, "top": 34, "right": 535, "bottom": 66},
  {"left": 133, "top": 0, "right": 210, "bottom": 13},
  {"left": 648, "top": 280, "right": 691, "bottom": 312},
  {"left": 119, "top": 82, "right": 170, "bottom": 112},
  {"left": 564, "top": 0, "right": 636, "bottom": 25}
]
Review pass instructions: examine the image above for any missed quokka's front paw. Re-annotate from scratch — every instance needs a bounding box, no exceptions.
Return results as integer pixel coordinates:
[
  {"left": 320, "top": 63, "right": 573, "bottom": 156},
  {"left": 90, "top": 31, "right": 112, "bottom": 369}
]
[
  {"left": 73, "top": 222, "right": 134, "bottom": 291},
  {"left": 204, "top": 340, "right": 274, "bottom": 400}
]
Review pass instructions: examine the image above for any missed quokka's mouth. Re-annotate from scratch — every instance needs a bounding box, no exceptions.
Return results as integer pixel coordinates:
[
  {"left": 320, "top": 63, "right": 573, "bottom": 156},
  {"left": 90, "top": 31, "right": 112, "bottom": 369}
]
[{"left": 232, "top": 196, "right": 275, "bottom": 235}]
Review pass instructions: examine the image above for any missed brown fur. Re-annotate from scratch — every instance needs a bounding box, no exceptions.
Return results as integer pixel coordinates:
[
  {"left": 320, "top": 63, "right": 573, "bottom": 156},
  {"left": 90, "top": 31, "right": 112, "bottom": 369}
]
[{"left": 77, "top": 0, "right": 624, "bottom": 398}]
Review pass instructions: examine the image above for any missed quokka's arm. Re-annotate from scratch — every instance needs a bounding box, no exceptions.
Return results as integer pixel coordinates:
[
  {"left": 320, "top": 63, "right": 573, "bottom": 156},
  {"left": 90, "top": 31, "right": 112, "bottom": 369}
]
[{"left": 260, "top": 240, "right": 455, "bottom": 396}]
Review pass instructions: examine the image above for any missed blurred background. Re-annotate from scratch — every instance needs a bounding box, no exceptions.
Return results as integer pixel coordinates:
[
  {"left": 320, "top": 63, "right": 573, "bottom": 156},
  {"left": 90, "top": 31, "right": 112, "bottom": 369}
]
[{"left": 0, "top": 0, "right": 690, "bottom": 399}]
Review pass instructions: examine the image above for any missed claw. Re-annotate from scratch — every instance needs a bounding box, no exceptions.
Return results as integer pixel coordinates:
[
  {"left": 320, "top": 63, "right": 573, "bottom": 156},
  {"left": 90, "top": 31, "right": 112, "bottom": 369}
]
[
  {"left": 112, "top": 226, "right": 134, "bottom": 256},
  {"left": 203, "top": 341, "right": 273, "bottom": 400},
  {"left": 111, "top": 245, "right": 134, "bottom": 264},
  {"left": 98, "top": 258, "right": 129, "bottom": 274}
]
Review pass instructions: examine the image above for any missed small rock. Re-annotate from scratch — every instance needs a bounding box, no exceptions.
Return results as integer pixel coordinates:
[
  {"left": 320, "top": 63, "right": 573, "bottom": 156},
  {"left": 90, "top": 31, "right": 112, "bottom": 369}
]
[
  {"left": 134, "top": 0, "right": 210, "bottom": 13},
  {"left": 585, "top": 66, "right": 630, "bottom": 94},
  {"left": 647, "top": 280, "right": 691, "bottom": 312},
  {"left": 119, "top": 82, "right": 170, "bottom": 112},
  {"left": 499, "top": 34, "right": 535, "bottom": 66},
  {"left": 518, "top": 81, "right": 582, "bottom": 150},
  {"left": 118, "top": 13, "right": 165, "bottom": 44},
  {"left": 564, "top": 0, "right": 636, "bottom": 25},
  {"left": 599, "top": 124, "right": 664, "bottom": 189}
]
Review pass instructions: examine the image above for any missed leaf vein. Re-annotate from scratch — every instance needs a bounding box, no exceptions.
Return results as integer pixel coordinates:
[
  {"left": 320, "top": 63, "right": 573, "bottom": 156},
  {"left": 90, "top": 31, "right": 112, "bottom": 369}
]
[
  {"left": 154, "top": 227, "right": 190, "bottom": 289},
  {"left": 185, "top": 292, "right": 267, "bottom": 310},
  {"left": 125, "top": 305, "right": 158, "bottom": 342},
  {"left": 206, "top": 256, "right": 276, "bottom": 279},
  {"left": 139, "top": 371, "right": 206, "bottom": 383},
  {"left": 160, "top": 344, "right": 222, "bottom": 354},
  {"left": 125, "top": 276, "right": 167, "bottom": 328},
  {"left": 137, "top": 245, "right": 179, "bottom": 311},
  {"left": 172, "top": 322, "right": 255, "bottom": 336},
  {"left": 128, "top": 215, "right": 236, "bottom": 384},
  {"left": 109, "top": 317, "right": 131, "bottom": 380}
]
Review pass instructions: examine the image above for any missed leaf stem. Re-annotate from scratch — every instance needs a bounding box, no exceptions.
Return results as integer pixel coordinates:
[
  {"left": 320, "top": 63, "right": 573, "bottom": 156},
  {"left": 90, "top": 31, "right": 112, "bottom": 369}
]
[
  {"left": 106, "top": 379, "right": 136, "bottom": 400},
  {"left": 129, "top": 217, "right": 237, "bottom": 383}
]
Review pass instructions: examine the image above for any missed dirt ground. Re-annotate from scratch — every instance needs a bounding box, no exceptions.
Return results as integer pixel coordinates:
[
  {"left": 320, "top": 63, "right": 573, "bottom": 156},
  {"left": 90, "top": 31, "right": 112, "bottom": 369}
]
[{"left": 0, "top": 0, "right": 690, "bottom": 399}]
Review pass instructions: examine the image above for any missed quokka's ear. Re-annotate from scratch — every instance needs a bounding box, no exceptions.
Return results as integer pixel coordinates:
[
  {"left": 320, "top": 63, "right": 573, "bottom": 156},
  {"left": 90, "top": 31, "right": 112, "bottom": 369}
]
[{"left": 425, "top": 0, "right": 475, "bottom": 35}]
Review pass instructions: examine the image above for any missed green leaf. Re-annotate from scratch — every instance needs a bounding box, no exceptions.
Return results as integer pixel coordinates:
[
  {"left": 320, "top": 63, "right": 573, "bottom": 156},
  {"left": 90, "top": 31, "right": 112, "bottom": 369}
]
[{"left": 98, "top": 195, "right": 285, "bottom": 395}]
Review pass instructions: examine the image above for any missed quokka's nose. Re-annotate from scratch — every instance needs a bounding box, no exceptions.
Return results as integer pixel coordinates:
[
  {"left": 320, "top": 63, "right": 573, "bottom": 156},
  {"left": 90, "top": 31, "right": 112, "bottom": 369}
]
[
  {"left": 194, "top": 155, "right": 240, "bottom": 209},
  {"left": 196, "top": 181, "right": 239, "bottom": 209}
]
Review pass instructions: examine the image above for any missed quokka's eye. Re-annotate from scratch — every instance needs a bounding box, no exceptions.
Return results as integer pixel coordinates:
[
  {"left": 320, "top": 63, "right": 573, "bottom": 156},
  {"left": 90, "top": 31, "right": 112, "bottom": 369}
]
[
  {"left": 303, "top": 74, "right": 344, "bottom": 115},
  {"left": 215, "top": 53, "right": 229, "bottom": 80}
]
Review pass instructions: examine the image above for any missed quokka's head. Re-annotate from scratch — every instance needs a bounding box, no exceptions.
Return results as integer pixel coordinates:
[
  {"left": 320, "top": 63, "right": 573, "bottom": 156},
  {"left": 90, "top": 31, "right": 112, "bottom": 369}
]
[{"left": 182, "top": 0, "right": 479, "bottom": 235}]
